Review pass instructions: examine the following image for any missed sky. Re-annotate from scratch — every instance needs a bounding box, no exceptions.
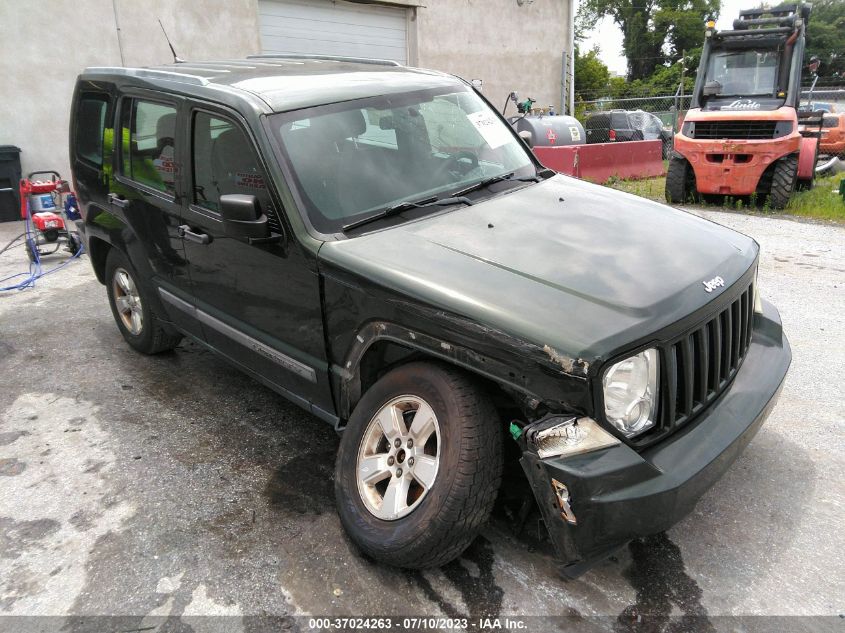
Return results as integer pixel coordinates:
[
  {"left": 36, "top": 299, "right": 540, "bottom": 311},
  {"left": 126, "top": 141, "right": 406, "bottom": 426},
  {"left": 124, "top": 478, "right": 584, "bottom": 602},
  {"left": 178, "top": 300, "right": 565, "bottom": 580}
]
[{"left": 581, "top": 0, "right": 756, "bottom": 76}]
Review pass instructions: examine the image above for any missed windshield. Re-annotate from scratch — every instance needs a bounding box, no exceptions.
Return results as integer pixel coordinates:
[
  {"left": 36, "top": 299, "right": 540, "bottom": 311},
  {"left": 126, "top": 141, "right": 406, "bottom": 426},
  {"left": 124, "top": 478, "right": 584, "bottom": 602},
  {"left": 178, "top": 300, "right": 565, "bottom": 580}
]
[
  {"left": 704, "top": 49, "right": 780, "bottom": 98},
  {"left": 270, "top": 86, "right": 536, "bottom": 234}
]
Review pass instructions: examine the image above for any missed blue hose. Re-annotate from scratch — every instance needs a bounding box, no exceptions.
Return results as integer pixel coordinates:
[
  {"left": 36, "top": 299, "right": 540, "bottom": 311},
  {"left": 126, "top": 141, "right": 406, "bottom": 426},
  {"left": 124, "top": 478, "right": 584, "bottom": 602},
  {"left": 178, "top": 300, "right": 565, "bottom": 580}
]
[{"left": 0, "top": 199, "right": 85, "bottom": 292}]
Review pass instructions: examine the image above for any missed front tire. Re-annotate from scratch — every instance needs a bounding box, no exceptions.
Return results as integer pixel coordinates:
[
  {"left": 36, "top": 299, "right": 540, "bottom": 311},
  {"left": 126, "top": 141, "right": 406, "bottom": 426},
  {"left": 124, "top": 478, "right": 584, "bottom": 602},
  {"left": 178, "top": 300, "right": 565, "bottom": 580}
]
[
  {"left": 335, "top": 361, "right": 502, "bottom": 569},
  {"left": 768, "top": 154, "right": 798, "bottom": 209},
  {"left": 665, "top": 156, "right": 698, "bottom": 204},
  {"left": 105, "top": 248, "right": 182, "bottom": 354}
]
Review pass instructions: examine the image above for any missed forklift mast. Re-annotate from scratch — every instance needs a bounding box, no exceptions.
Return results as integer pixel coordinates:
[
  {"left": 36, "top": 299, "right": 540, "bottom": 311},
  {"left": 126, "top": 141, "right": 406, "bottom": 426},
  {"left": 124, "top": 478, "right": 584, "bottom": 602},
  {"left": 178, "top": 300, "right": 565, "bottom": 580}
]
[{"left": 691, "top": 3, "right": 812, "bottom": 111}]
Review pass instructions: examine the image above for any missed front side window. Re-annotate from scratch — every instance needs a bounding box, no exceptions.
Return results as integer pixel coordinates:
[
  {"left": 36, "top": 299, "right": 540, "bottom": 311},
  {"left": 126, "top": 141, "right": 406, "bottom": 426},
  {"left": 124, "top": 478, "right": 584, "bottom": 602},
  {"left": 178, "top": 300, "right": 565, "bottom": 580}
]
[
  {"left": 120, "top": 99, "right": 178, "bottom": 195},
  {"left": 76, "top": 94, "right": 109, "bottom": 167},
  {"left": 191, "top": 112, "right": 270, "bottom": 213},
  {"left": 270, "top": 85, "right": 535, "bottom": 233}
]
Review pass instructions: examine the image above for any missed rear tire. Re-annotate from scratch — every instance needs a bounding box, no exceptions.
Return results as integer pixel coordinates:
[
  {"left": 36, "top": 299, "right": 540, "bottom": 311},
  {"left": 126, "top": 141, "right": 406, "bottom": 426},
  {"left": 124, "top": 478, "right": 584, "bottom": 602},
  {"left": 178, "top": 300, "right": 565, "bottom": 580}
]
[
  {"left": 768, "top": 154, "right": 798, "bottom": 210},
  {"left": 105, "top": 248, "right": 182, "bottom": 354},
  {"left": 335, "top": 361, "right": 502, "bottom": 569},
  {"left": 665, "top": 156, "right": 697, "bottom": 204}
]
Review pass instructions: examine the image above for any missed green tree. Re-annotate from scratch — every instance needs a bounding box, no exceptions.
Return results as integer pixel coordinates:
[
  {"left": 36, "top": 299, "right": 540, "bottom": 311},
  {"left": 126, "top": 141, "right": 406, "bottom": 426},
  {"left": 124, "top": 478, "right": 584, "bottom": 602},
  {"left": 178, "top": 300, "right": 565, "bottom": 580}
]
[
  {"left": 574, "top": 47, "right": 611, "bottom": 99},
  {"left": 580, "top": 0, "right": 720, "bottom": 81},
  {"left": 805, "top": 0, "right": 845, "bottom": 79}
]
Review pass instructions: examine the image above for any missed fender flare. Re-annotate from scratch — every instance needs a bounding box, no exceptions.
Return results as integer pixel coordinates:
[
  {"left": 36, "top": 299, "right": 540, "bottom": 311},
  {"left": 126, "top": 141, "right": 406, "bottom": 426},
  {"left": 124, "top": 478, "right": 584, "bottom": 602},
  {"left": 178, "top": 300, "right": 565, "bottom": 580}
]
[
  {"left": 331, "top": 319, "right": 590, "bottom": 424},
  {"left": 797, "top": 136, "right": 818, "bottom": 181}
]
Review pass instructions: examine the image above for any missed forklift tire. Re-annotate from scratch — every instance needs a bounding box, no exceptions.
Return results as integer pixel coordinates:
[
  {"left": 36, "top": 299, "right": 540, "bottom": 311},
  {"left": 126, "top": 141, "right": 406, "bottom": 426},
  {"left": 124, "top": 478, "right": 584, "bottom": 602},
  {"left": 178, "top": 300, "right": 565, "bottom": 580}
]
[
  {"left": 105, "top": 248, "right": 182, "bottom": 355},
  {"left": 665, "top": 156, "right": 697, "bottom": 204},
  {"left": 768, "top": 154, "right": 798, "bottom": 210}
]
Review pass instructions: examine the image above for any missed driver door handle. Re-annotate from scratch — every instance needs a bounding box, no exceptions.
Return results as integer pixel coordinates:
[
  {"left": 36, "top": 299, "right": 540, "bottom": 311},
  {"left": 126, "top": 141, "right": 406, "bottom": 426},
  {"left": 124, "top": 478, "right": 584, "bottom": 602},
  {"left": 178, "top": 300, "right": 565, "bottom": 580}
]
[
  {"left": 108, "top": 193, "right": 129, "bottom": 208},
  {"left": 178, "top": 225, "right": 211, "bottom": 245}
]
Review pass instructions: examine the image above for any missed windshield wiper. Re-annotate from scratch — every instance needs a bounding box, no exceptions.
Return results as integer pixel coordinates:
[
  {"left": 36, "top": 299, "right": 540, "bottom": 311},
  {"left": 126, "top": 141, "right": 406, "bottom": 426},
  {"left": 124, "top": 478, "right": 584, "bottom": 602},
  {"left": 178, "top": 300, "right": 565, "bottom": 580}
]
[
  {"left": 342, "top": 195, "right": 474, "bottom": 232},
  {"left": 449, "top": 171, "right": 541, "bottom": 198}
]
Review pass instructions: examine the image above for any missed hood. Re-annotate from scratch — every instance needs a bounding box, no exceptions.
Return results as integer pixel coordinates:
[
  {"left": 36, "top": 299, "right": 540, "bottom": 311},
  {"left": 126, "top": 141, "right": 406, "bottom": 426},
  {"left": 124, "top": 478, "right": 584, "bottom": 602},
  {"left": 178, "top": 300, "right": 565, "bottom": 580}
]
[{"left": 318, "top": 175, "right": 758, "bottom": 363}]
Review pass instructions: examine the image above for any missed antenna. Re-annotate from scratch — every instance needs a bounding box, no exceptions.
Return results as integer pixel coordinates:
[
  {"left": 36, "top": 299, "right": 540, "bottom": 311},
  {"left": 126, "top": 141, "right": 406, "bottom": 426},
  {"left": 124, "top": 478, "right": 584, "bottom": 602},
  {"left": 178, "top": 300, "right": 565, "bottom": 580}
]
[{"left": 158, "top": 19, "right": 184, "bottom": 63}]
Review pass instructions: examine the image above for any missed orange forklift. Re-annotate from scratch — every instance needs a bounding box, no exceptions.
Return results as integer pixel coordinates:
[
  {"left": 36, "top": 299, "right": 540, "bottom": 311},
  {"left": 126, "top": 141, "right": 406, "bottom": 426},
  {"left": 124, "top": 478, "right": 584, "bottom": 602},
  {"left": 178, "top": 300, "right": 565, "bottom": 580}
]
[{"left": 666, "top": 3, "right": 821, "bottom": 209}]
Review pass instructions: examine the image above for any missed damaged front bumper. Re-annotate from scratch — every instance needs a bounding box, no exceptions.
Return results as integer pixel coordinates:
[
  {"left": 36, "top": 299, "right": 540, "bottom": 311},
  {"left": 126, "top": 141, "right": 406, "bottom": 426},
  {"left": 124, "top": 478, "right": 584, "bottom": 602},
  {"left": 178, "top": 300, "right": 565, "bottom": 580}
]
[{"left": 520, "top": 299, "right": 791, "bottom": 578}]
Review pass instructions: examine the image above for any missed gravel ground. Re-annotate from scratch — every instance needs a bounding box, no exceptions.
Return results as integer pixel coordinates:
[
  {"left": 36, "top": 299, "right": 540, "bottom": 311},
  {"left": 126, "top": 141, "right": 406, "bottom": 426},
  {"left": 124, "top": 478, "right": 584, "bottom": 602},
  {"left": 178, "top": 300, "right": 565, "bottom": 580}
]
[{"left": 0, "top": 209, "right": 842, "bottom": 632}]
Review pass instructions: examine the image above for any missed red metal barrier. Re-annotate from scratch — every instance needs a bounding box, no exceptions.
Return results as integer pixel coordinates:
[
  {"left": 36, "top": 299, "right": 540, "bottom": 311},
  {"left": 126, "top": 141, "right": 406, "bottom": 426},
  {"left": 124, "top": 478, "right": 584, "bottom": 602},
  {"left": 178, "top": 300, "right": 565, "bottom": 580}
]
[{"left": 533, "top": 140, "right": 665, "bottom": 183}]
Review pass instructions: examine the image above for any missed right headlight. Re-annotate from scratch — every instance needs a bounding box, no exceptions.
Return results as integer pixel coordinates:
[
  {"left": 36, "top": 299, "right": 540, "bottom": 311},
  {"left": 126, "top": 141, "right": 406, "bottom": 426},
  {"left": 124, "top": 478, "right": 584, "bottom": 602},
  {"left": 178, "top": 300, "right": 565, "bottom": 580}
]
[{"left": 602, "top": 348, "right": 659, "bottom": 438}]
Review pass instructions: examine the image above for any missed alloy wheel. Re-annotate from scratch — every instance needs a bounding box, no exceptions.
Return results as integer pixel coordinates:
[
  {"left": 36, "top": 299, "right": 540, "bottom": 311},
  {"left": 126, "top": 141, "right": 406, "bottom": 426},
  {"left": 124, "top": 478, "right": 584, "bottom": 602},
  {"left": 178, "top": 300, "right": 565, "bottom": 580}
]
[
  {"left": 356, "top": 395, "right": 441, "bottom": 521},
  {"left": 112, "top": 268, "right": 143, "bottom": 336}
]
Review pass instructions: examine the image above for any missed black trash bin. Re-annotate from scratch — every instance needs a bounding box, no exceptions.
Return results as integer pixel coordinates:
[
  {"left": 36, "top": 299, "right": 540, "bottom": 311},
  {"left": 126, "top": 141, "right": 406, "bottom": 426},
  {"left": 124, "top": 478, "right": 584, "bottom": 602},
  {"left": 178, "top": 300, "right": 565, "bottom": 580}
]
[{"left": 0, "top": 145, "right": 22, "bottom": 223}]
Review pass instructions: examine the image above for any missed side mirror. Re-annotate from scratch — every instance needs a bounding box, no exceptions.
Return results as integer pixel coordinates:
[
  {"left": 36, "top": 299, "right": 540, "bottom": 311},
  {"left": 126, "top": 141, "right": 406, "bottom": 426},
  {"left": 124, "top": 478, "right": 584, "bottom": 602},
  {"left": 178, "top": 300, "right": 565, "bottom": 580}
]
[
  {"left": 219, "top": 194, "right": 269, "bottom": 240},
  {"left": 518, "top": 130, "right": 534, "bottom": 148}
]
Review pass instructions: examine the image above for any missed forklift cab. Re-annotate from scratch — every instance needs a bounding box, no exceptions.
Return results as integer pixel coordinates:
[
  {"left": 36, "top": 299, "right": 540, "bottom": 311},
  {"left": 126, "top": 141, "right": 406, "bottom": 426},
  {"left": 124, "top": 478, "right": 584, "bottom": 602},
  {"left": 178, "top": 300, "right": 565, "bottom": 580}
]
[{"left": 667, "top": 3, "right": 819, "bottom": 209}]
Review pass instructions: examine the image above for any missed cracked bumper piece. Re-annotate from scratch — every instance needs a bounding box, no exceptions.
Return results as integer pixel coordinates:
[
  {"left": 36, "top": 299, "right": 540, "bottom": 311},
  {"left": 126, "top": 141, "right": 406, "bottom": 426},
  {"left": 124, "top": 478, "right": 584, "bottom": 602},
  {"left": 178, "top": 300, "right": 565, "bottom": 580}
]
[{"left": 521, "top": 299, "right": 791, "bottom": 578}]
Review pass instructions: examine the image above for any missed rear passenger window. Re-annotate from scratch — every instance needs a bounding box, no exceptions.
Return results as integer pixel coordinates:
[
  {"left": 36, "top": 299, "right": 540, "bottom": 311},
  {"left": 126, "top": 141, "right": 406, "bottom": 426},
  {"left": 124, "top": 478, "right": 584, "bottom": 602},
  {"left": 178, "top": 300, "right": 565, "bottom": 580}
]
[
  {"left": 612, "top": 113, "right": 628, "bottom": 128},
  {"left": 120, "top": 99, "right": 178, "bottom": 195},
  {"left": 191, "top": 111, "right": 269, "bottom": 213},
  {"left": 76, "top": 94, "right": 109, "bottom": 167}
]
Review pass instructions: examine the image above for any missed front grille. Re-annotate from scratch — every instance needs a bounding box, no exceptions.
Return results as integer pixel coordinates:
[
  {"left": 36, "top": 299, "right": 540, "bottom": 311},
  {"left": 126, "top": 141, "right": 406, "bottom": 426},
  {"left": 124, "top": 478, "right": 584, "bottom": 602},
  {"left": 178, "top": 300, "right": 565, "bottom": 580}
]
[
  {"left": 660, "top": 282, "right": 755, "bottom": 431},
  {"left": 692, "top": 121, "right": 778, "bottom": 139}
]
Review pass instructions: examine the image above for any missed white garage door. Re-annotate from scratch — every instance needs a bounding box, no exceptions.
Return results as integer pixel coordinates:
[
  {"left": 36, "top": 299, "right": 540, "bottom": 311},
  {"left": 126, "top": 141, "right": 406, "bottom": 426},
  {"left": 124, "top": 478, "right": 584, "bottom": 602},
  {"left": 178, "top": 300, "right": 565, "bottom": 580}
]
[{"left": 258, "top": 0, "right": 408, "bottom": 64}]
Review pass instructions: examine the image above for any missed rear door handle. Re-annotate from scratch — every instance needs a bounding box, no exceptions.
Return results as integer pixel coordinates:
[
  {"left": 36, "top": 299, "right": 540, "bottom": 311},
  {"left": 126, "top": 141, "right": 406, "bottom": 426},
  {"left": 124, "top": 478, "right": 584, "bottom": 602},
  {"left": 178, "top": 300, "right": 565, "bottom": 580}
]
[
  {"left": 178, "top": 225, "right": 211, "bottom": 245},
  {"left": 108, "top": 193, "right": 129, "bottom": 208}
]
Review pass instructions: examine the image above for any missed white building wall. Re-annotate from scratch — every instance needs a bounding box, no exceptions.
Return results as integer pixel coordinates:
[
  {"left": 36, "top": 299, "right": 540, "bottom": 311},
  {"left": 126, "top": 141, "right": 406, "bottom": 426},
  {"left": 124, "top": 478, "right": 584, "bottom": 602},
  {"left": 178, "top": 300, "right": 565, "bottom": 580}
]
[
  {"left": 414, "top": 0, "right": 573, "bottom": 117},
  {"left": 0, "top": 0, "right": 572, "bottom": 185},
  {"left": 0, "top": 0, "right": 261, "bottom": 181}
]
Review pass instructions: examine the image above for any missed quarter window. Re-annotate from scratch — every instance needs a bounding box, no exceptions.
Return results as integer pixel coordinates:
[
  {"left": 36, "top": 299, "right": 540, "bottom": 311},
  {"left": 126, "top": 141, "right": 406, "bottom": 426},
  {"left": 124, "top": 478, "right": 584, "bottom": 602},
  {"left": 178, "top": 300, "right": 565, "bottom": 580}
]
[
  {"left": 75, "top": 94, "right": 109, "bottom": 167},
  {"left": 191, "top": 111, "right": 269, "bottom": 213},
  {"left": 120, "top": 99, "right": 178, "bottom": 195}
]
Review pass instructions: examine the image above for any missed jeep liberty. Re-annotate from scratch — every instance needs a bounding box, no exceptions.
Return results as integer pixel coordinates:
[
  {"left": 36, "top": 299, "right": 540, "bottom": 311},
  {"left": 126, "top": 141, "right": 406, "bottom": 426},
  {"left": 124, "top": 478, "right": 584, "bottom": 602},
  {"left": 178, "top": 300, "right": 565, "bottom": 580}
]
[{"left": 69, "top": 56, "right": 791, "bottom": 576}]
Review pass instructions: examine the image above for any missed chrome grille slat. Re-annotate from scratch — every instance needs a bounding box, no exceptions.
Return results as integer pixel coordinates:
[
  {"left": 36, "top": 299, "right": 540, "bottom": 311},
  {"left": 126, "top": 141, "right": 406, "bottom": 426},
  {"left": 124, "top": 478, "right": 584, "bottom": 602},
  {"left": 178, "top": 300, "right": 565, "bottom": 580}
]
[{"left": 722, "top": 308, "right": 732, "bottom": 382}]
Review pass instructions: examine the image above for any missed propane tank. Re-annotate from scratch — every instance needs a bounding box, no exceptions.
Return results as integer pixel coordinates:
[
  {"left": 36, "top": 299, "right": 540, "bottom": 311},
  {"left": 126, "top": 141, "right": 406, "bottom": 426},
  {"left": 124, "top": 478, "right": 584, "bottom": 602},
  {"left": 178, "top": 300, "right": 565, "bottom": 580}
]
[{"left": 512, "top": 115, "right": 586, "bottom": 147}]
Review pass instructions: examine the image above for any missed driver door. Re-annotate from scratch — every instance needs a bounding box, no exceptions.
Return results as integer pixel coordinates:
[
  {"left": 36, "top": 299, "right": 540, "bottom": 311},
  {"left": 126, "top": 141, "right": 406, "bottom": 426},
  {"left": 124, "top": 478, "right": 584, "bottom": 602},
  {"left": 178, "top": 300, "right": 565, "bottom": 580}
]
[{"left": 177, "top": 104, "right": 334, "bottom": 416}]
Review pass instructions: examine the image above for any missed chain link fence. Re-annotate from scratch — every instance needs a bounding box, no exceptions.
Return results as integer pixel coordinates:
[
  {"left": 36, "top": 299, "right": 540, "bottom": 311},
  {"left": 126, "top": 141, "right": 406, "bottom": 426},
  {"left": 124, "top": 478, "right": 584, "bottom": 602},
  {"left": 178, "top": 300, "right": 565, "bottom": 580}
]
[{"left": 571, "top": 86, "right": 845, "bottom": 167}]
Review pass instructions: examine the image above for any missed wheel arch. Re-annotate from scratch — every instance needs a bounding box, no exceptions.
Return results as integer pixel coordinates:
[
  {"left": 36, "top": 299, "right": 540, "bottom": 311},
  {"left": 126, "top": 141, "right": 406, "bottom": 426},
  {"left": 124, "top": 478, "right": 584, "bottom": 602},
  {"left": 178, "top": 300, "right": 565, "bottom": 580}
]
[
  {"left": 333, "top": 321, "right": 535, "bottom": 429},
  {"left": 797, "top": 136, "right": 818, "bottom": 183},
  {"left": 87, "top": 235, "right": 112, "bottom": 284}
]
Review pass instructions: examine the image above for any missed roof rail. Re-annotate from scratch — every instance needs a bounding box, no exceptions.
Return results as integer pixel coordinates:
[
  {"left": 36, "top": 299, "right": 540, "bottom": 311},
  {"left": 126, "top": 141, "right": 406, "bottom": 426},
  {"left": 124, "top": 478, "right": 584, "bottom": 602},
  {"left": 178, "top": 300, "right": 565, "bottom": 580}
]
[
  {"left": 83, "top": 67, "right": 210, "bottom": 86},
  {"left": 247, "top": 54, "right": 402, "bottom": 67}
]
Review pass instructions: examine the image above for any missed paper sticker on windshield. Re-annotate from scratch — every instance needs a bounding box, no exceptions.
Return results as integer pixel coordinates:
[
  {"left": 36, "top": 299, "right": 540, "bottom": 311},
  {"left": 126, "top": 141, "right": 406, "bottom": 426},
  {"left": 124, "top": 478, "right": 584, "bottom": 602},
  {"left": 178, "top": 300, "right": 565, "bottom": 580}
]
[
  {"left": 467, "top": 111, "right": 511, "bottom": 149},
  {"left": 235, "top": 172, "right": 266, "bottom": 189}
]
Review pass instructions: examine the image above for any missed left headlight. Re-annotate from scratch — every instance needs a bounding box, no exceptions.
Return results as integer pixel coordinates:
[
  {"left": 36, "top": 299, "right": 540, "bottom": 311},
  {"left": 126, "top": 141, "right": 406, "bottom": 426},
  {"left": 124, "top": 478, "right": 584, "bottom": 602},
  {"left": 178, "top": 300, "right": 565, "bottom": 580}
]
[{"left": 602, "top": 348, "right": 659, "bottom": 438}]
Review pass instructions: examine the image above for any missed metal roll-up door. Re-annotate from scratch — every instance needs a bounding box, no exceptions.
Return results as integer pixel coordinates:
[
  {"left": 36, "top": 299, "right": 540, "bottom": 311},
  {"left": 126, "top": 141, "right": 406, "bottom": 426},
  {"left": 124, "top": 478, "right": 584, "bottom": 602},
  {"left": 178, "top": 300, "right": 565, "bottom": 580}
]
[{"left": 258, "top": 0, "right": 408, "bottom": 64}]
